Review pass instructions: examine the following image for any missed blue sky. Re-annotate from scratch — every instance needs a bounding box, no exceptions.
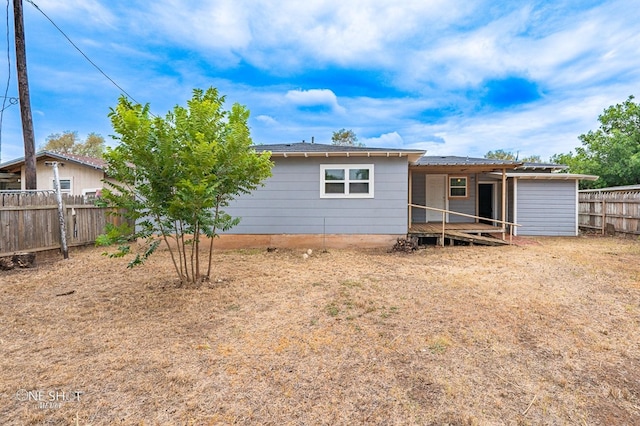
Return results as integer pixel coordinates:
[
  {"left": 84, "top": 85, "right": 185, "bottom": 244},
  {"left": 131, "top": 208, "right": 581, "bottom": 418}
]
[{"left": 1, "top": 0, "right": 639, "bottom": 163}]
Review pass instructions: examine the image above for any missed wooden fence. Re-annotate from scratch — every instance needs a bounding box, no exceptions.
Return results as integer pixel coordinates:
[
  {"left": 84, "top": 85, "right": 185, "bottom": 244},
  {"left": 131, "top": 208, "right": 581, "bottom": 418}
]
[
  {"left": 579, "top": 188, "right": 640, "bottom": 235},
  {"left": 0, "top": 191, "right": 128, "bottom": 257}
]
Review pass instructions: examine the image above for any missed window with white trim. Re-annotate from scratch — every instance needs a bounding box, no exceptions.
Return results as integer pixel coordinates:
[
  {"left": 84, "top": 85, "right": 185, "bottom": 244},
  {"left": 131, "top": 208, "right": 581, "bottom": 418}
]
[
  {"left": 320, "top": 164, "right": 374, "bottom": 198},
  {"left": 449, "top": 176, "right": 467, "bottom": 198},
  {"left": 53, "top": 178, "right": 72, "bottom": 194}
]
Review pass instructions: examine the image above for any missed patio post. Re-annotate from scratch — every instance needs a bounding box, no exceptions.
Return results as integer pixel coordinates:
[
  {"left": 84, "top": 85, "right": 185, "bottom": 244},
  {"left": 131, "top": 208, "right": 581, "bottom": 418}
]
[{"left": 501, "top": 168, "right": 507, "bottom": 240}]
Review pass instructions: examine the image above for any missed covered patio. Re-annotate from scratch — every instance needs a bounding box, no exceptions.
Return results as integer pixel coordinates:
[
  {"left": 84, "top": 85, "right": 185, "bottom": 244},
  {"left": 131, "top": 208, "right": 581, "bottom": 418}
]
[{"left": 408, "top": 156, "right": 522, "bottom": 245}]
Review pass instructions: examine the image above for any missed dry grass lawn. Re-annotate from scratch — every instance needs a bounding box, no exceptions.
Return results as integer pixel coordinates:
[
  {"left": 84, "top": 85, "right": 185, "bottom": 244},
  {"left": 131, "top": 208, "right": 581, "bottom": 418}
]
[{"left": 1, "top": 236, "right": 640, "bottom": 425}]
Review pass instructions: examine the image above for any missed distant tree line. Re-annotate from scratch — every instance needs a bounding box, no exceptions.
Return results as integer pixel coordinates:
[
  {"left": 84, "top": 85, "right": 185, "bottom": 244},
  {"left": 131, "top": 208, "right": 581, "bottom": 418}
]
[
  {"left": 40, "top": 131, "right": 105, "bottom": 158},
  {"left": 484, "top": 149, "right": 541, "bottom": 163},
  {"left": 485, "top": 96, "right": 640, "bottom": 189},
  {"left": 551, "top": 96, "right": 640, "bottom": 189},
  {"left": 331, "top": 128, "right": 363, "bottom": 147}
]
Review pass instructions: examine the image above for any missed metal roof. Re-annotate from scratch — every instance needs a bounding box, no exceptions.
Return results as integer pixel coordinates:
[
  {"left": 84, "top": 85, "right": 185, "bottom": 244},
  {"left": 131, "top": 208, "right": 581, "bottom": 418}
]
[
  {"left": 414, "top": 156, "right": 521, "bottom": 167},
  {"left": 492, "top": 172, "right": 599, "bottom": 181},
  {"left": 517, "top": 162, "right": 568, "bottom": 171}
]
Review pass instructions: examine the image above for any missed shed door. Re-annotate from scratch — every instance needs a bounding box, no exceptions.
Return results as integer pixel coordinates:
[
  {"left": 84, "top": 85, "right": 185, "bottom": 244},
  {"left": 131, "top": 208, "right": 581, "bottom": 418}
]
[{"left": 425, "top": 175, "right": 447, "bottom": 222}]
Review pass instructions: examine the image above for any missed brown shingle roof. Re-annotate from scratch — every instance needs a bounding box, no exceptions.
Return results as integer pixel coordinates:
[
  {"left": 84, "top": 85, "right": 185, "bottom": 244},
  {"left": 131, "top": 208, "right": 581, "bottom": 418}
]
[{"left": 0, "top": 151, "right": 106, "bottom": 171}]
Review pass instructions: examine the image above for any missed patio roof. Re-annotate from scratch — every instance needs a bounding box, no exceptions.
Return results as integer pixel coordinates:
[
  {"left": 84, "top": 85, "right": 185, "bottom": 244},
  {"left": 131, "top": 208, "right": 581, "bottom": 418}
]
[
  {"left": 414, "top": 156, "right": 521, "bottom": 167},
  {"left": 517, "top": 162, "right": 568, "bottom": 171},
  {"left": 491, "top": 172, "right": 599, "bottom": 181},
  {"left": 411, "top": 155, "right": 522, "bottom": 173}
]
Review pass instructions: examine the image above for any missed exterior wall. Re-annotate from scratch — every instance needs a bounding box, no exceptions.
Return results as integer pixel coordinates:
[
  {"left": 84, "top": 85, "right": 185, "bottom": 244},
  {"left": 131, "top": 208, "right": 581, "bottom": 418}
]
[
  {"left": 223, "top": 156, "right": 409, "bottom": 235},
  {"left": 410, "top": 171, "right": 476, "bottom": 223},
  {"left": 448, "top": 174, "right": 476, "bottom": 223},
  {"left": 515, "top": 179, "right": 578, "bottom": 236},
  {"left": 20, "top": 161, "right": 105, "bottom": 196},
  {"left": 410, "top": 171, "right": 426, "bottom": 223}
]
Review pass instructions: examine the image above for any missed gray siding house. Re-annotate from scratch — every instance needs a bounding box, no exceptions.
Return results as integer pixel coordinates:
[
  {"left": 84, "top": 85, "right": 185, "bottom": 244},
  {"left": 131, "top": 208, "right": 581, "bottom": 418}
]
[
  {"left": 218, "top": 143, "right": 424, "bottom": 248},
  {"left": 216, "top": 143, "right": 597, "bottom": 248}
]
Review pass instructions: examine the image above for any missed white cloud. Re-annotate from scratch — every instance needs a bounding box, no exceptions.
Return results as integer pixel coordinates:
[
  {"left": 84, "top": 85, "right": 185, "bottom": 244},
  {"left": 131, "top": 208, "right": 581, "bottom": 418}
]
[
  {"left": 285, "top": 89, "right": 345, "bottom": 113},
  {"left": 402, "top": 94, "right": 608, "bottom": 160},
  {"left": 292, "top": 1, "right": 451, "bottom": 63},
  {"left": 33, "top": 0, "right": 116, "bottom": 27},
  {"left": 361, "top": 132, "right": 404, "bottom": 148},
  {"left": 4, "top": 0, "right": 640, "bottom": 165},
  {"left": 139, "top": 0, "right": 251, "bottom": 63},
  {"left": 255, "top": 115, "right": 279, "bottom": 126},
  {"left": 395, "top": 0, "right": 640, "bottom": 95},
  {"left": 212, "top": 0, "right": 478, "bottom": 69}
]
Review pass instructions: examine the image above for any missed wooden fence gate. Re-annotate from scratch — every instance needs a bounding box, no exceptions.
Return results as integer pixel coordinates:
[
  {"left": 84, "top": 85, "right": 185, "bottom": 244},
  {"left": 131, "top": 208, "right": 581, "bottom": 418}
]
[
  {"left": 579, "top": 188, "right": 640, "bottom": 236},
  {"left": 0, "top": 191, "right": 127, "bottom": 257}
]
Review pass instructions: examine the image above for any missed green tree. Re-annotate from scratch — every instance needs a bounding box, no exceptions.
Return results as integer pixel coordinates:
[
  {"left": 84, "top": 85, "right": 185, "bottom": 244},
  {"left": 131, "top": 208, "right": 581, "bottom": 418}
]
[
  {"left": 551, "top": 96, "right": 640, "bottom": 189},
  {"left": 331, "top": 128, "right": 363, "bottom": 146},
  {"left": 98, "top": 88, "right": 273, "bottom": 285},
  {"left": 41, "top": 131, "right": 105, "bottom": 158},
  {"left": 484, "top": 149, "right": 542, "bottom": 163}
]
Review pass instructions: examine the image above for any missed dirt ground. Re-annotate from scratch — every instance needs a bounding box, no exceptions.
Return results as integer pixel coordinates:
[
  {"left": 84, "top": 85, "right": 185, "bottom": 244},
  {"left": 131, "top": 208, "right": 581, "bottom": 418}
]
[{"left": 1, "top": 236, "right": 639, "bottom": 425}]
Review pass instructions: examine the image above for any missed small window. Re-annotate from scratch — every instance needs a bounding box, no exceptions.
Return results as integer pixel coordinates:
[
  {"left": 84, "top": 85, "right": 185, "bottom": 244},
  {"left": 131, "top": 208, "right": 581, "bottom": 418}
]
[
  {"left": 320, "top": 164, "right": 374, "bottom": 198},
  {"left": 449, "top": 176, "right": 467, "bottom": 198},
  {"left": 53, "top": 179, "right": 72, "bottom": 194},
  {"left": 83, "top": 188, "right": 102, "bottom": 200}
]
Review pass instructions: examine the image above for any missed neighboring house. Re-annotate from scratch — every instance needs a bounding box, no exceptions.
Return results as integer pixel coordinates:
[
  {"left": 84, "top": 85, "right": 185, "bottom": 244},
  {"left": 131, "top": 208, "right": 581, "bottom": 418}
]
[
  {"left": 0, "top": 170, "right": 20, "bottom": 190},
  {"left": 0, "top": 151, "right": 110, "bottom": 197},
  {"left": 218, "top": 142, "right": 597, "bottom": 248}
]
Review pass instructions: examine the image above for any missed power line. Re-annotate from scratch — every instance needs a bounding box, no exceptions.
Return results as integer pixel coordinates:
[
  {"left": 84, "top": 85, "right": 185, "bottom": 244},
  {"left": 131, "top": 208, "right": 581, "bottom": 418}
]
[
  {"left": 1, "top": 96, "right": 18, "bottom": 111},
  {"left": 0, "top": 0, "right": 12, "bottom": 162},
  {"left": 25, "top": 0, "right": 143, "bottom": 106}
]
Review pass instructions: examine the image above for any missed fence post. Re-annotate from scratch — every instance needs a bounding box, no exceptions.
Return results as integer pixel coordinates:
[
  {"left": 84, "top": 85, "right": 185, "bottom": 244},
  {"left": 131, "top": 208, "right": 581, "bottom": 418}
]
[{"left": 601, "top": 199, "right": 605, "bottom": 235}]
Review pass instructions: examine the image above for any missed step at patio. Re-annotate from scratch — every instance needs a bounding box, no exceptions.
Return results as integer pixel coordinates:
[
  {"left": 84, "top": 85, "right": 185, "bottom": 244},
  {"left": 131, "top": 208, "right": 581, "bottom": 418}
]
[{"left": 440, "top": 230, "right": 509, "bottom": 246}]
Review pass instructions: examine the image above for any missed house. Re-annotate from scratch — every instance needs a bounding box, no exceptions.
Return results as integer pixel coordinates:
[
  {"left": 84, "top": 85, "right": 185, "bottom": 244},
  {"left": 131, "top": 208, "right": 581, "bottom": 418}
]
[
  {"left": 0, "top": 151, "right": 110, "bottom": 197},
  {"left": 2, "top": 143, "right": 596, "bottom": 248},
  {"left": 217, "top": 142, "right": 597, "bottom": 248},
  {"left": 219, "top": 142, "right": 425, "bottom": 248}
]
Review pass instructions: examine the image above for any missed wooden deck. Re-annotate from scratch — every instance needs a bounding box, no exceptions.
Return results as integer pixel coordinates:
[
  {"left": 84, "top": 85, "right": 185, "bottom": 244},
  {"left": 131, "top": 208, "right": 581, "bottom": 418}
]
[
  {"left": 409, "top": 222, "right": 509, "bottom": 246},
  {"left": 409, "top": 222, "right": 505, "bottom": 235}
]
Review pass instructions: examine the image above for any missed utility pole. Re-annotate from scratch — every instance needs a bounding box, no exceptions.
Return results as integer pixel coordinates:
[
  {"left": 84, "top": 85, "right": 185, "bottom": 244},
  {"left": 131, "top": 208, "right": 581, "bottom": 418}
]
[{"left": 13, "top": 0, "right": 37, "bottom": 189}]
